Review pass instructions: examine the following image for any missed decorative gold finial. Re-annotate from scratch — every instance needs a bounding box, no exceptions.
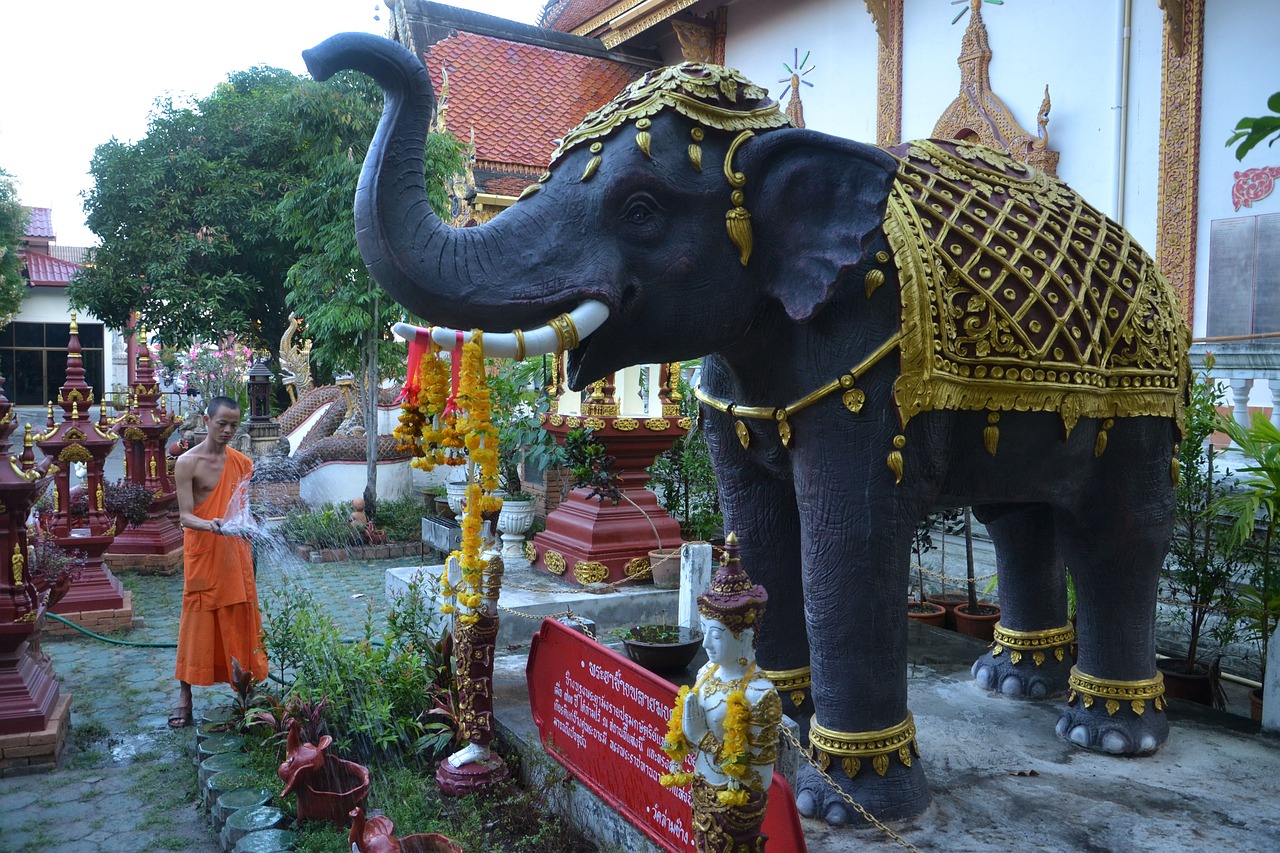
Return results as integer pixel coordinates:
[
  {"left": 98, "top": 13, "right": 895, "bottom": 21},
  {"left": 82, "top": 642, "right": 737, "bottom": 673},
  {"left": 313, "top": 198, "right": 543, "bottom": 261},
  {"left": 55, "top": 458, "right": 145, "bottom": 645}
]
[{"left": 69, "top": 311, "right": 79, "bottom": 334}]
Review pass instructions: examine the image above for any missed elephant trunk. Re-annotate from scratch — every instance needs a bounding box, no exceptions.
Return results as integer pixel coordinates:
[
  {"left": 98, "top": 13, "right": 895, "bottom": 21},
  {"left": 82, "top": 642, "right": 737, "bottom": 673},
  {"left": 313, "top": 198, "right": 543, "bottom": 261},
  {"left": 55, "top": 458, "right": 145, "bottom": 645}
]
[{"left": 303, "top": 33, "right": 582, "bottom": 332}]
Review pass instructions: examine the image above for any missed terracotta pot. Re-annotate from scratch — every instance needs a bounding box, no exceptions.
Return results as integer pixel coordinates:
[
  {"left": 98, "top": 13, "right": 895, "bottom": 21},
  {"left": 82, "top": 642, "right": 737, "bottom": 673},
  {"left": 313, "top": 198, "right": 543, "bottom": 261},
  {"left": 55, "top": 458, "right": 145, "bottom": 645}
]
[
  {"left": 401, "top": 834, "right": 465, "bottom": 853},
  {"left": 1157, "top": 658, "right": 1216, "bottom": 707},
  {"left": 907, "top": 601, "right": 947, "bottom": 628},
  {"left": 433, "top": 496, "right": 453, "bottom": 519},
  {"left": 649, "top": 548, "right": 681, "bottom": 589},
  {"left": 954, "top": 602, "right": 1001, "bottom": 642},
  {"left": 1250, "top": 686, "right": 1264, "bottom": 723},
  {"left": 621, "top": 626, "right": 702, "bottom": 674},
  {"left": 927, "top": 592, "right": 969, "bottom": 631}
]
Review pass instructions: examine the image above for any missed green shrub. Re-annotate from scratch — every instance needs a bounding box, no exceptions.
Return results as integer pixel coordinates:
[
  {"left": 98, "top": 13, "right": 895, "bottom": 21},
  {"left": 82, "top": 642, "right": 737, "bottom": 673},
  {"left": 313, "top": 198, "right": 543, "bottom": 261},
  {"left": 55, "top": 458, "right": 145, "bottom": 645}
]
[
  {"left": 279, "top": 503, "right": 360, "bottom": 548},
  {"left": 373, "top": 496, "right": 426, "bottom": 542},
  {"left": 259, "top": 579, "right": 456, "bottom": 765}
]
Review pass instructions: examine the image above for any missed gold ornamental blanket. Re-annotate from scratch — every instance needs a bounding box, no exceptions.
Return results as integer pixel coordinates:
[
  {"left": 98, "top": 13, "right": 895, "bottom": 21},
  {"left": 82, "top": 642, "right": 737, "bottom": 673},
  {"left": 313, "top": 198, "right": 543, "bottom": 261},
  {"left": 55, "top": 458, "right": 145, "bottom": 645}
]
[{"left": 883, "top": 140, "right": 1188, "bottom": 435}]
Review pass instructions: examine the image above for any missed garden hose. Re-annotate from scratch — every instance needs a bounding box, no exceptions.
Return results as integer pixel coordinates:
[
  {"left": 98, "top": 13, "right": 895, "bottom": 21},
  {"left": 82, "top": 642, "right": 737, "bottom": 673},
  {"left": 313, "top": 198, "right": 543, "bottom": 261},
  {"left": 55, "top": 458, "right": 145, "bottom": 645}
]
[{"left": 45, "top": 611, "right": 381, "bottom": 651}]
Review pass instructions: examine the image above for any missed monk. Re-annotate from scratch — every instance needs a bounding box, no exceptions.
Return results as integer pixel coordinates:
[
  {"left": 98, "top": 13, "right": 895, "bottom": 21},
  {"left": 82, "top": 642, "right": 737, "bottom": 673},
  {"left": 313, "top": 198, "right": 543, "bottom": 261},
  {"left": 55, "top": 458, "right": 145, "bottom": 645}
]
[{"left": 170, "top": 395, "right": 268, "bottom": 728}]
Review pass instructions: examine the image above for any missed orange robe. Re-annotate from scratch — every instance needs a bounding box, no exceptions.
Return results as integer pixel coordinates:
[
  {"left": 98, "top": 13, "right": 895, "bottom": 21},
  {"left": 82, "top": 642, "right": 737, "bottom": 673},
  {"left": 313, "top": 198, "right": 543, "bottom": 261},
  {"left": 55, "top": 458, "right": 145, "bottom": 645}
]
[{"left": 174, "top": 447, "right": 269, "bottom": 686}]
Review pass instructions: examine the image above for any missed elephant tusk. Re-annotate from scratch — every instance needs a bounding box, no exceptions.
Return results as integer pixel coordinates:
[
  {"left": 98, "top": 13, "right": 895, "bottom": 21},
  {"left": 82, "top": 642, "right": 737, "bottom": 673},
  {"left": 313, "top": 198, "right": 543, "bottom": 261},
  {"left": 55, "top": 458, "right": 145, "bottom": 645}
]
[{"left": 392, "top": 300, "right": 610, "bottom": 359}]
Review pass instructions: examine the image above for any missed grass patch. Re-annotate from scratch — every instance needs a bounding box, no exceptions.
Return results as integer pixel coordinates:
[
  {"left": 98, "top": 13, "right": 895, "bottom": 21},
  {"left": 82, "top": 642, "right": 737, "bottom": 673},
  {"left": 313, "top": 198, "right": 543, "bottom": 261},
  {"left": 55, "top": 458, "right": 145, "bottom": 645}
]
[{"left": 71, "top": 719, "right": 110, "bottom": 750}]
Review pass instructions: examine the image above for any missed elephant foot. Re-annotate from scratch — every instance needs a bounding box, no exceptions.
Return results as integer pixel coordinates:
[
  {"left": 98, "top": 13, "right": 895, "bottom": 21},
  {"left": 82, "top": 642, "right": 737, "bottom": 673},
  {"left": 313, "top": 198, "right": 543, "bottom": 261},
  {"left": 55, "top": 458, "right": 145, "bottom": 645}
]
[
  {"left": 970, "top": 648, "right": 1071, "bottom": 699},
  {"left": 971, "top": 622, "right": 1075, "bottom": 699},
  {"left": 797, "top": 716, "right": 929, "bottom": 824},
  {"left": 1054, "top": 666, "right": 1169, "bottom": 756},
  {"left": 794, "top": 756, "right": 930, "bottom": 825}
]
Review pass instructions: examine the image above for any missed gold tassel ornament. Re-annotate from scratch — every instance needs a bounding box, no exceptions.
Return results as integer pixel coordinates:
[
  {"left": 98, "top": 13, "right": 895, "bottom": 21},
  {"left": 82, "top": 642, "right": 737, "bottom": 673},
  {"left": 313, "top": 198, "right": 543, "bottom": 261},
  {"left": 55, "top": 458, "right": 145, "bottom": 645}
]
[
  {"left": 635, "top": 118, "right": 652, "bottom": 159},
  {"left": 984, "top": 412, "right": 1000, "bottom": 456},
  {"left": 581, "top": 142, "right": 603, "bottom": 182},
  {"left": 688, "top": 127, "right": 704, "bottom": 172},
  {"left": 723, "top": 130, "right": 755, "bottom": 267},
  {"left": 1170, "top": 445, "right": 1180, "bottom": 486},
  {"left": 887, "top": 434, "right": 906, "bottom": 484},
  {"left": 1094, "top": 418, "right": 1114, "bottom": 458}
]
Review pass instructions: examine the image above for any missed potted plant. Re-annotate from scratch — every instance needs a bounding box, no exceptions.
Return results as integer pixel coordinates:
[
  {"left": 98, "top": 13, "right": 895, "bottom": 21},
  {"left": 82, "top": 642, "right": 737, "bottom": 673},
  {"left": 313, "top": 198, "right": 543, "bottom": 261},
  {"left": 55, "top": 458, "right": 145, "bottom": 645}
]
[
  {"left": 489, "top": 358, "right": 562, "bottom": 560},
  {"left": 27, "top": 528, "right": 87, "bottom": 609},
  {"left": 1217, "top": 403, "right": 1280, "bottom": 721},
  {"left": 611, "top": 622, "right": 702, "bottom": 674},
  {"left": 648, "top": 369, "right": 724, "bottom": 544},
  {"left": 953, "top": 508, "right": 1001, "bottom": 642},
  {"left": 105, "top": 479, "right": 155, "bottom": 530},
  {"left": 1159, "top": 363, "right": 1240, "bottom": 708},
  {"left": 907, "top": 511, "right": 948, "bottom": 627},
  {"left": 914, "top": 509, "right": 967, "bottom": 627}
]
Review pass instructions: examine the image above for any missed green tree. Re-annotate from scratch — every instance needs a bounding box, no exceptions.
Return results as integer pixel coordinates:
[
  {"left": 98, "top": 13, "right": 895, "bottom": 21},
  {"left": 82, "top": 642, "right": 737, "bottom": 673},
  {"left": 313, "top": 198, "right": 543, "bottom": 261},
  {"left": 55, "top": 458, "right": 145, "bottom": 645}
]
[
  {"left": 0, "top": 170, "right": 27, "bottom": 325},
  {"left": 279, "top": 71, "right": 467, "bottom": 515},
  {"left": 70, "top": 67, "right": 304, "bottom": 351}
]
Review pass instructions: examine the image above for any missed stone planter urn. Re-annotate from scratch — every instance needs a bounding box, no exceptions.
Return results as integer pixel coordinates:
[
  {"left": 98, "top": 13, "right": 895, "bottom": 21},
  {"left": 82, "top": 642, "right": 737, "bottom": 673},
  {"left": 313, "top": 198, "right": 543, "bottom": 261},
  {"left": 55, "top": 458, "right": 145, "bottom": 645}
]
[
  {"left": 445, "top": 477, "right": 469, "bottom": 518},
  {"left": 497, "top": 497, "right": 537, "bottom": 563}
]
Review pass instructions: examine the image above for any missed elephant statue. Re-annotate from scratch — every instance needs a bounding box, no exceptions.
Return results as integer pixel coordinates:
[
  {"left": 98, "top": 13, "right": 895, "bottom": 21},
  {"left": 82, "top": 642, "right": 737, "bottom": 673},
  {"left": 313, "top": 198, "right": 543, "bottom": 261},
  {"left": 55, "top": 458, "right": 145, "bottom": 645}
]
[{"left": 304, "top": 34, "right": 1188, "bottom": 823}]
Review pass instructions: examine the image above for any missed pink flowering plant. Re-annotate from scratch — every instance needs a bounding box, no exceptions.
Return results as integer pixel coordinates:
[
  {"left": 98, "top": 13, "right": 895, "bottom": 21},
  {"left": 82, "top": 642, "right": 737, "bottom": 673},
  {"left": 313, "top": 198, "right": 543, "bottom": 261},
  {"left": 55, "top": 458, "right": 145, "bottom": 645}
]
[{"left": 175, "top": 335, "right": 252, "bottom": 402}]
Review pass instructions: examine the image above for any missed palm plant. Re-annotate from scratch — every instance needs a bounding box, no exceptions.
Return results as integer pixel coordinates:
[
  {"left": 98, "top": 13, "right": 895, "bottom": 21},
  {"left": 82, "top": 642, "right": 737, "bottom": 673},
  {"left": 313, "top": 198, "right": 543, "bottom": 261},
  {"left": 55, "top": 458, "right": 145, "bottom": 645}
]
[{"left": 1216, "top": 410, "right": 1280, "bottom": 682}]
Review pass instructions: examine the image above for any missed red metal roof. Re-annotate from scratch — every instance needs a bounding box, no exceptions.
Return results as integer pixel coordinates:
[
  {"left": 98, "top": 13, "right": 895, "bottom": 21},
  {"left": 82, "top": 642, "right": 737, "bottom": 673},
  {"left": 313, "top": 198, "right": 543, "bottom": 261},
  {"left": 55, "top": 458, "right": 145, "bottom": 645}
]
[
  {"left": 21, "top": 251, "right": 80, "bottom": 287},
  {"left": 24, "top": 207, "right": 54, "bottom": 239},
  {"left": 425, "top": 31, "right": 645, "bottom": 171},
  {"left": 540, "top": 0, "right": 618, "bottom": 34}
]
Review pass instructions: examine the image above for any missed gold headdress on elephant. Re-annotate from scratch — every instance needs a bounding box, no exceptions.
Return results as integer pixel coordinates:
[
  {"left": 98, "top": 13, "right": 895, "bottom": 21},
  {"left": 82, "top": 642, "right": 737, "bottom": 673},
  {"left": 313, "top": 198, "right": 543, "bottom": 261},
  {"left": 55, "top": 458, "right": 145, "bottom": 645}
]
[{"left": 539, "top": 63, "right": 792, "bottom": 267}]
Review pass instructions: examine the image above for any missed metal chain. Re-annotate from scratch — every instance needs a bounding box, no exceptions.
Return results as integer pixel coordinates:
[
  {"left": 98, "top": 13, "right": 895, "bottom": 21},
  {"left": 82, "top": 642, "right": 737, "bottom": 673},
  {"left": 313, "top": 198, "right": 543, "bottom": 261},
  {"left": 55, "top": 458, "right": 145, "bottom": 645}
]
[
  {"left": 776, "top": 725, "right": 924, "bottom": 852},
  {"left": 911, "top": 561, "right": 997, "bottom": 584},
  {"left": 494, "top": 601, "right": 596, "bottom": 638}
]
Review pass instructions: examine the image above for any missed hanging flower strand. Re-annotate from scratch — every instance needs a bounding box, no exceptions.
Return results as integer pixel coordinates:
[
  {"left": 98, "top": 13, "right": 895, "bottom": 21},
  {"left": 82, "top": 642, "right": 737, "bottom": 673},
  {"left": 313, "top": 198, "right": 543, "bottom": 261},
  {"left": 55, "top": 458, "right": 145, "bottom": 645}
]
[{"left": 436, "top": 332, "right": 503, "bottom": 625}]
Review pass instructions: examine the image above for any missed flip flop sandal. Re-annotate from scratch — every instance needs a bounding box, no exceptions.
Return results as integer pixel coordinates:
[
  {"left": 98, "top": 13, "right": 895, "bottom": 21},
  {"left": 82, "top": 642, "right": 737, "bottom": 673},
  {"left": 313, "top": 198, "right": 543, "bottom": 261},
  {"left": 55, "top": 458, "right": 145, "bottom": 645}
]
[{"left": 168, "top": 707, "right": 193, "bottom": 728}]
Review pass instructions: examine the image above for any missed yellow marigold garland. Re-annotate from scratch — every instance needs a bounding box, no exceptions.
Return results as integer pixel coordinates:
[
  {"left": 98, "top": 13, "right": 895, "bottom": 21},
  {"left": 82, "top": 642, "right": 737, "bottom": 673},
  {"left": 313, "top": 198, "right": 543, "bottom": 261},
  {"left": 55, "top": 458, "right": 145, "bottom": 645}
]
[
  {"left": 659, "top": 685, "right": 694, "bottom": 787},
  {"left": 395, "top": 337, "right": 466, "bottom": 470},
  {"left": 659, "top": 662, "right": 758, "bottom": 805},
  {"left": 436, "top": 332, "right": 504, "bottom": 626}
]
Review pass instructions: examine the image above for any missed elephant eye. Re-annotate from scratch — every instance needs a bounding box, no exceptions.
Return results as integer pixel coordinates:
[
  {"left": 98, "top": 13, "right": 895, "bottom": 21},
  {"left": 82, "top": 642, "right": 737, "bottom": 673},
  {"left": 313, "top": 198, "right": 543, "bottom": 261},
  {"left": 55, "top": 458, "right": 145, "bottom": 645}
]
[{"left": 624, "top": 202, "right": 654, "bottom": 224}]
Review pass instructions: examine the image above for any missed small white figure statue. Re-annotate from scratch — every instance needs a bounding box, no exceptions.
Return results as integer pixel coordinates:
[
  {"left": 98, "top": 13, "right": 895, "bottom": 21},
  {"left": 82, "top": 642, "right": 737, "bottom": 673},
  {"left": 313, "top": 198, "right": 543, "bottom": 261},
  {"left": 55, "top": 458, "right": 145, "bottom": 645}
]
[{"left": 662, "top": 533, "right": 780, "bottom": 853}]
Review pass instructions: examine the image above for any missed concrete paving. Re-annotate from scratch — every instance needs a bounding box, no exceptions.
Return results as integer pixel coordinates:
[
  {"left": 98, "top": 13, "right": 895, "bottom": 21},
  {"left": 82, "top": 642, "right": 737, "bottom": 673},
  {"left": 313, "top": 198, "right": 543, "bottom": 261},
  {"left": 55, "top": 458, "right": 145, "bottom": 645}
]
[
  {"left": 2, "top": 544, "right": 1277, "bottom": 852},
  {"left": 493, "top": 616, "right": 1280, "bottom": 853}
]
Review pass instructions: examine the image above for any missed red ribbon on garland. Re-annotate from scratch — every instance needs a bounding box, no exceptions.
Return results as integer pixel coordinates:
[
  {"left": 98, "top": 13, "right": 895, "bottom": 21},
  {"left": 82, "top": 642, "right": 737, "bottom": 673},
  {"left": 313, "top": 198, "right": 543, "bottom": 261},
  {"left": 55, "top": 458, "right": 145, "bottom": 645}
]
[
  {"left": 395, "top": 328, "right": 431, "bottom": 404},
  {"left": 442, "top": 330, "right": 465, "bottom": 418}
]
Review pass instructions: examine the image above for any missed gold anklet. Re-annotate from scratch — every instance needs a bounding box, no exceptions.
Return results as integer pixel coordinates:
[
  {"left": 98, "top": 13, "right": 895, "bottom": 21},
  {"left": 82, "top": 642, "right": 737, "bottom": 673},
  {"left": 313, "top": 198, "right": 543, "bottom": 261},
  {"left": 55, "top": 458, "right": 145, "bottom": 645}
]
[
  {"left": 991, "top": 622, "right": 1076, "bottom": 666},
  {"left": 1067, "top": 666, "right": 1166, "bottom": 716},
  {"left": 760, "top": 665, "right": 811, "bottom": 709},
  {"left": 809, "top": 715, "right": 919, "bottom": 779}
]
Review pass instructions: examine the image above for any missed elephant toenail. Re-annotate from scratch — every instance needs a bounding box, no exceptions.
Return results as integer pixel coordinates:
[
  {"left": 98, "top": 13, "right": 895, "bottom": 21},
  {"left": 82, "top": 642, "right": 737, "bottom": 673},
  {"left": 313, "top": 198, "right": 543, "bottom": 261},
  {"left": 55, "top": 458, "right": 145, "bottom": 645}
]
[
  {"left": 1027, "top": 679, "right": 1047, "bottom": 698},
  {"left": 1100, "top": 730, "right": 1129, "bottom": 754},
  {"left": 1000, "top": 675, "right": 1024, "bottom": 695},
  {"left": 796, "top": 791, "right": 817, "bottom": 818},
  {"left": 973, "top": 664, "right": 996, "bottom": 689},
  {"left": 1138, "top": 733, "right": 1157, "bottom": 752},
  {"left": 1068, "top": 725, "right": 1090, "bottom": 746},
  {"left": 825, "top": 802, "right": 853, "bottom": 825}
]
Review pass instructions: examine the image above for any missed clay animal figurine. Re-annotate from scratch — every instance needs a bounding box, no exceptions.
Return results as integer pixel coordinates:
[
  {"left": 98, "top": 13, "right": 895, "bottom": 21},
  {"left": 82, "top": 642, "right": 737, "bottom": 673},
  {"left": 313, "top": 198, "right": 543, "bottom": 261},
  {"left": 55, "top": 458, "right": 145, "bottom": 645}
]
[
  {"left": 349, "top": 806, "right": 464, "bottom": 853},
  {"left": 304, "top": 35, "right": 1187, "bottom": 823},
  {"left": 279, "top": 719, "right": 371, "bottom": 826}
]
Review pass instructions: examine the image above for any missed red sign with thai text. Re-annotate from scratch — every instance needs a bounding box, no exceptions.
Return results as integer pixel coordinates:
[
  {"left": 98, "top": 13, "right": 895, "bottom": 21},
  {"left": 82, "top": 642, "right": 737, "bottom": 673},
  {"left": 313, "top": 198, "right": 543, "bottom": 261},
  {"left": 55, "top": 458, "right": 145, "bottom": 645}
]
[{"left": 527, "top": 617, "right": 807, "bottom": 852}]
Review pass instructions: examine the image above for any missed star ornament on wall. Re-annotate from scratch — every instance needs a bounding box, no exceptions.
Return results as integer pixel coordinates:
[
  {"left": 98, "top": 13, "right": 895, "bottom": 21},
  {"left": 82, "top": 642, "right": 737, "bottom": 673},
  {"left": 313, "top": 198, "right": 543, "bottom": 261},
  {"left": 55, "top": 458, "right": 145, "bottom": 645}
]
[
  {"left": 778, "top": 49, "right": 816, "bottom": 104},
  {"left": 952, "top": 0, "right": 1004, "bottom": 26}
]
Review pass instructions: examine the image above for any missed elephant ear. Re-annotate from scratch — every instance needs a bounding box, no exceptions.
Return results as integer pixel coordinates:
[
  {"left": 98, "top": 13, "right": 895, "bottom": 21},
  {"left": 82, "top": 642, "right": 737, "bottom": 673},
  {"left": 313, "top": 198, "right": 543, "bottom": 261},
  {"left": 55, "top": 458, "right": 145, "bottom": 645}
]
[{"left": 739, "top": 128, "right": 899, "bottom": 322}]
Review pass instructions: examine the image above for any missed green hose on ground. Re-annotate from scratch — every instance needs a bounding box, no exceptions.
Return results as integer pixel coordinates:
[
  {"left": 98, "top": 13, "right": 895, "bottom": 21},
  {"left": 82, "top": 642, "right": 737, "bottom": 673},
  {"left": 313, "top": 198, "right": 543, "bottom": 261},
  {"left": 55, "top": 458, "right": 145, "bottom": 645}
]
[{"left": 46, "top": 612, "right": 178, "bottom": 648}]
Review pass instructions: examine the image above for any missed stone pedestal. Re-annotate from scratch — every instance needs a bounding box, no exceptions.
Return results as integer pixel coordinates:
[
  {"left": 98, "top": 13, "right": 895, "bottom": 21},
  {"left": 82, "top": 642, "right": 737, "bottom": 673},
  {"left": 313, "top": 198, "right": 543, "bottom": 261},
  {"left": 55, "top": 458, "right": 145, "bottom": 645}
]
[
  {"left": 0, "top": 692, "right": 71, "bottom": 777},
  {"left": 676, "top": 542, "right": 715, "bottom": 629}
]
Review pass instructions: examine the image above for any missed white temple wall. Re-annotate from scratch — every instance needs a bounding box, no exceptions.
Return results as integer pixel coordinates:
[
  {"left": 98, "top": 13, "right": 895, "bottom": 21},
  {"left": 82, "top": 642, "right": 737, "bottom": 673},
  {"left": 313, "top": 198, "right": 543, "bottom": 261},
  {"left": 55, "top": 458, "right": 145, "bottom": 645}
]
[
  {"left": 1194, "top": 0, "right": 1280, "bottom": 339},
  {"left": 722, "top": 0, "right": 879, "bottom": 144}
]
